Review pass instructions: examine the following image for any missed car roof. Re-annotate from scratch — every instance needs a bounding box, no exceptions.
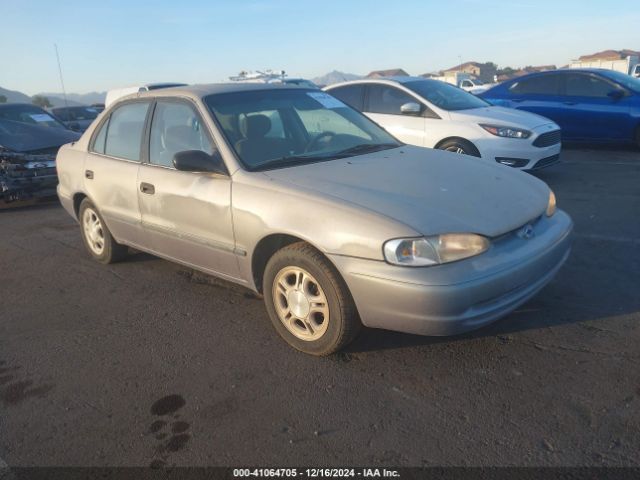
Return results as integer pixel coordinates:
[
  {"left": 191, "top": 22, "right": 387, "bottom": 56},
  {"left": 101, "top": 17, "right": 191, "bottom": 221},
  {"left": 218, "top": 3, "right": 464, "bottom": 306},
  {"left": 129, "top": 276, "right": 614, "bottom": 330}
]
[
  {"left": 505, "top": 68, "right": 618, "bottom": 81},
  {"left": 120, "top": 82, "right": 313, "bottom": 104},
  {"left": 328, "top": 76, "right": 423, "bottom": 86},
  {"left": 325, "top": 76, "right": 435, "bottom": 90}
]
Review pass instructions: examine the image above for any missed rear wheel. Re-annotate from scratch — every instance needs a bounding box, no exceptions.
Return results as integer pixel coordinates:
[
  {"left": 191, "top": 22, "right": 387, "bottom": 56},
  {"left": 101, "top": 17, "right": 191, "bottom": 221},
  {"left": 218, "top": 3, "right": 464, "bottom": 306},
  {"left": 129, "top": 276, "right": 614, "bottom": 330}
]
[
  {"left": 79, "top": 199, "right": 128, "bottom": 264},
  {"left": 438, "top": 138, "right": 481, "bottom": 157},
  {"left": 263, "top": 242, "right": 361, "bottom": 355}
]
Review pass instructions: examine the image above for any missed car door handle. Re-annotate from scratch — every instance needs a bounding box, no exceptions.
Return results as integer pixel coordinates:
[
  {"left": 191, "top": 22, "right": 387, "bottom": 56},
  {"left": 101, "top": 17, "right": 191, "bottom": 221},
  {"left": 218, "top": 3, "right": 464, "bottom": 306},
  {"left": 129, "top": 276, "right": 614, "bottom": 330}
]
[
  {"left": 85, "top": 170, "right": 94, "bottom": 179},
  {"left": 140, "top": 182, "right": 155, "bottom": 195},
  {"left": 563, "top": 101, "right": 577, "bottom": 106},
  {"left": 512, "top": 99, "right": 525, "bottom": 103}
]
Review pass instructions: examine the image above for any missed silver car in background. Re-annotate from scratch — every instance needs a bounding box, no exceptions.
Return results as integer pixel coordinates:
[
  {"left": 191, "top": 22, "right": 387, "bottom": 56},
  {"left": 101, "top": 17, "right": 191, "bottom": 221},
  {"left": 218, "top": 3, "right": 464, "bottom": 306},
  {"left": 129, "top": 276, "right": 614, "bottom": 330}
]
[{"left": 56, "top": 84, "right": 572, "bottom": 355}]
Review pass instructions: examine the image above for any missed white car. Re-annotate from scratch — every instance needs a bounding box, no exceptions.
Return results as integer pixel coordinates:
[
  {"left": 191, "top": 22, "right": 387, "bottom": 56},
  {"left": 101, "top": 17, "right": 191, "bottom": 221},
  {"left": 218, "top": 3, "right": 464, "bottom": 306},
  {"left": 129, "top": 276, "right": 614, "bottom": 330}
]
[
  {"left": 459, "top": 78, "right": 491, "bottom": 94},
  {"left": 325, "top": 77, "right": 562, "bottom": 170}
]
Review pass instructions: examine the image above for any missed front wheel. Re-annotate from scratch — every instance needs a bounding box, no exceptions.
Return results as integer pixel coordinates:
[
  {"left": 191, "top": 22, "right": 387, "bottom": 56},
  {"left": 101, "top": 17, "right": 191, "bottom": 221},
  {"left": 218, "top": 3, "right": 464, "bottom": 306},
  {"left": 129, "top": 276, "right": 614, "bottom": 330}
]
[
  {"left": 263, "top": 242, "right": 361, "bottom": 355},
  {"left": 438, "top": 138, "right": 481, "bottom": 157}
]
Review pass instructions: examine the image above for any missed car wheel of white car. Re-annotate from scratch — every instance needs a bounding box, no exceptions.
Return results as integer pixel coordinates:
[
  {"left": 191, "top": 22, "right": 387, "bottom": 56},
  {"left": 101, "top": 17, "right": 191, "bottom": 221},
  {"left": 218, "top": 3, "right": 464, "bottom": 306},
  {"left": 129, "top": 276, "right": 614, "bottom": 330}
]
[
  {"left": 263, "top": 242, "right": 361, "bottom": 355},
  {"left": 79, "top": 198, "right": 128, "bottom": 264},
  {"left": 439, "top": 139, "right": 481, "bottom": 157}
]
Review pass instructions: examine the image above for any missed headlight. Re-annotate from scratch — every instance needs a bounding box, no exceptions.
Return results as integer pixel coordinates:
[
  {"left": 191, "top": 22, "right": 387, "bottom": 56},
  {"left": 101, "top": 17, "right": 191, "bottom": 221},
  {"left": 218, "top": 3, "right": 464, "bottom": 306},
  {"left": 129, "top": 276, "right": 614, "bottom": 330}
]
[
  {"left": 383, "top": 234, "right": 490, "bottom": 267},
  {"left": 480, "top": 124, "right": 531, "bottom": 139},
  {"left": 546, "top": 190, "right": 556, "bottom": 217}
]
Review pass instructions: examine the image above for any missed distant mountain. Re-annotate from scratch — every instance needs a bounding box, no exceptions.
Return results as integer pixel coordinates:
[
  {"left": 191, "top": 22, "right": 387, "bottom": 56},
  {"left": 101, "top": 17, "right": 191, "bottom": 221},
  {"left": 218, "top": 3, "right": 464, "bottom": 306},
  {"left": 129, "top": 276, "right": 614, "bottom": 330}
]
[
  {"left": 0, "top": 86, "right": 107, "bottom": 108},
  {"left": 34, "top": 95, "right": 82, "bottom": 108},
  {"left": 312, "top": 70, "right": 363, "bottom": 87},
  {"left": 0, "top": 86, "right": 31, "bottom": 104},
  {"left": 38, "top": 91, "right": 106, "bottom": 106}
]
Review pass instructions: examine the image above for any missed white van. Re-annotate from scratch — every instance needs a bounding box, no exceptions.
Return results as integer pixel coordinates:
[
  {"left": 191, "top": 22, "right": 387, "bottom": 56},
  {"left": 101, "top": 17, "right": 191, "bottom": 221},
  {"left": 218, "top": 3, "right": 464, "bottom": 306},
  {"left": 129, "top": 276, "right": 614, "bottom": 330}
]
[{"left": 104, "top": 83, "right": 187, "bottom": 107}]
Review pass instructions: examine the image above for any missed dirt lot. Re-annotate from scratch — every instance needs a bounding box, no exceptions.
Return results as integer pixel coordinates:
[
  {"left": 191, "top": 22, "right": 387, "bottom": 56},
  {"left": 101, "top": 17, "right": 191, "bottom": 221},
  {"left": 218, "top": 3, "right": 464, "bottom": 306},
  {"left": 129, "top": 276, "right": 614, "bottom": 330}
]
[{"left": 0, "top": 147, "right": 638, "bottom": 468}]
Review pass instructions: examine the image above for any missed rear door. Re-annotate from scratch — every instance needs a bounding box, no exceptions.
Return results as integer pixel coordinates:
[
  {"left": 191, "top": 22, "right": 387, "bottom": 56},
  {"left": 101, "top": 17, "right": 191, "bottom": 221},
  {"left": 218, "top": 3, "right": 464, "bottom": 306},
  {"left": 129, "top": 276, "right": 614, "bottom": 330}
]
[
  {"left": 137, "top": 98, "right": 240, "bottom": 280},
  {"left": 504, "top": 73, "right": 566, "bottom": 127},
  {"left": 326, "top": 84, "right": 366, "bottom": 111},
  {"left": 84, "top": 100, "right": 150, "bottom": 246},
  {"left": 363, "top": 84, "right": 426, "bottom": 146},
  {"left": 559, "top": 72, "right": 632, "bottom": 141}
]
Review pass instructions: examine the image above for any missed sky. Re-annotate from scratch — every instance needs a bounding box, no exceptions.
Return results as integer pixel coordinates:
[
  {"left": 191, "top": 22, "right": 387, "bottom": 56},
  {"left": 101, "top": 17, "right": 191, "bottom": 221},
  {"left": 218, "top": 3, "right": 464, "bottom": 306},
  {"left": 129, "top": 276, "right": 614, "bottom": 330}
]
[{"left": 1, "top": 0, "right": 639, "bottom": 95}]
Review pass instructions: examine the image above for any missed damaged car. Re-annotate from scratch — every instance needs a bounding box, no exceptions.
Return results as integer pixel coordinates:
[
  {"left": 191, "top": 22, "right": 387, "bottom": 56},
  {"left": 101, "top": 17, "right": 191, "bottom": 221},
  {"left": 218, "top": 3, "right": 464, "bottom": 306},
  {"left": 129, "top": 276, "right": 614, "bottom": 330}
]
[{"left": 0, "top": 104, "right": 80, "bottom": 205}]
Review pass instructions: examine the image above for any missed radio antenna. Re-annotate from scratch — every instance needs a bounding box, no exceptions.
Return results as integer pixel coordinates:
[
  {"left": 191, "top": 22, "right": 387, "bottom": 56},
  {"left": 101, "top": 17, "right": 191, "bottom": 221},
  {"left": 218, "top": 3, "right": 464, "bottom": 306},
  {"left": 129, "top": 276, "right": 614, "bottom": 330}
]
[{"left": 54, "top": 43, "right": 69, "bottom": 109}]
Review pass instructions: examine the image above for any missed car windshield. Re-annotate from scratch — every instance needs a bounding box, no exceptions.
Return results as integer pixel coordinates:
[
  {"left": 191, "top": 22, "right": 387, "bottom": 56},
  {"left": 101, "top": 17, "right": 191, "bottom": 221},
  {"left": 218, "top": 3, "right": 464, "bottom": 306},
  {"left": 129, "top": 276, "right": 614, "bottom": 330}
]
[
  {"left": 0, "top": 104, "right": 68, "bottom": 129},
  {"left": 52, "top": 106, "right": 99, "bottom": 122},
  {"left": 206, "top": 89, "right": 401, "bottom": 171},
  {"left": 404, "top": 80, "right": 490, "bottom": 111},
  {"left": 597, "top": 70, "right": 640, "bottom": 93}
]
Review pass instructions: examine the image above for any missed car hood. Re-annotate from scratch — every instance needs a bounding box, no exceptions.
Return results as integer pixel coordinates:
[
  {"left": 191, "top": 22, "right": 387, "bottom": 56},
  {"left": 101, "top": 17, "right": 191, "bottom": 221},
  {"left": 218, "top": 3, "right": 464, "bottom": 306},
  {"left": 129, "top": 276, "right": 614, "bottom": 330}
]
[
  {"left": 449, "top": 106, "right": 555, "bottom": 130},
  {"left": 263, "top": 146, "right": 550, "bottom": 238},
  {"left": 0, "top": 119, "right": 80, "bottom": 153}
]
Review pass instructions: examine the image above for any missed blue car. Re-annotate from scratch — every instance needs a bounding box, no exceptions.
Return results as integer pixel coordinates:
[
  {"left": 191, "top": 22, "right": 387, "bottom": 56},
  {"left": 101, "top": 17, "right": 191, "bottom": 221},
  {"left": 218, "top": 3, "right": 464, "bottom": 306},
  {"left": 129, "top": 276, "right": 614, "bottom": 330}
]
[{"left": 480, "top": 69, "right": 640, "bottom": 147}]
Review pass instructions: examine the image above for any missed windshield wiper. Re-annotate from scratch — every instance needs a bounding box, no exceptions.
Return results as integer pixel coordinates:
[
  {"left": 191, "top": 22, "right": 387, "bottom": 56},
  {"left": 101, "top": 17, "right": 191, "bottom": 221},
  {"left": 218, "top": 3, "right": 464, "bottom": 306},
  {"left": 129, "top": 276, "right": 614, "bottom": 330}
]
[
  {"left": 333, "top": 143, "right": 400, "bottom": 157},
  {"left": 252, "top": 154, "right": 337, "bottom": 171}
]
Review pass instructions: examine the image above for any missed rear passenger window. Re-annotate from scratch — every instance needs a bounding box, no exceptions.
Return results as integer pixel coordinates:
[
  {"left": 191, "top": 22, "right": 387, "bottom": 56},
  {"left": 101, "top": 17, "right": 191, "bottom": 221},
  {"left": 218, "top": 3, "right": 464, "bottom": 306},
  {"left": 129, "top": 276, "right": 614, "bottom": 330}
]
[
  {"left": 149, "top": 101, "right": 214, "bottom": 168},
  {"left": 509, "top": 74, "right": 562, "bottom": 95},
  {"left": 328, "top": 85, "right": 365, "bottom": 110},
  {"left": 104, "top": 102, "right": 149, "bottom": 161}
]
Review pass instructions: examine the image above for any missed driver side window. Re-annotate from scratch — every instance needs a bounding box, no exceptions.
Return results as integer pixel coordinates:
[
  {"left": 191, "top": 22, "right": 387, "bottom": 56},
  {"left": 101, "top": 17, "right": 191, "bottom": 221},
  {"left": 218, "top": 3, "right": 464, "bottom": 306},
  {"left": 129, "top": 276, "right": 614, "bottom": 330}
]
[
  {"left": 367, "top": 85, "right": 418, "bottom": 115},
  {"left": 564, "top": 74, "right": 617, "bottom": 98},
  {"left": 149, "top": 101, "right": 214, "bottom": 168}
]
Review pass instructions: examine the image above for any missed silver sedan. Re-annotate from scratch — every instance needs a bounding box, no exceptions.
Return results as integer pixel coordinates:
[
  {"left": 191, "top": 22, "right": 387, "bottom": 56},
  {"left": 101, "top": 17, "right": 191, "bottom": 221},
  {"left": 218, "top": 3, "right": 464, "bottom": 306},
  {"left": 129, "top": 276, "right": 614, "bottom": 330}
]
[{"left": 56, "top": 83, "right": 572, "bottom": 355}]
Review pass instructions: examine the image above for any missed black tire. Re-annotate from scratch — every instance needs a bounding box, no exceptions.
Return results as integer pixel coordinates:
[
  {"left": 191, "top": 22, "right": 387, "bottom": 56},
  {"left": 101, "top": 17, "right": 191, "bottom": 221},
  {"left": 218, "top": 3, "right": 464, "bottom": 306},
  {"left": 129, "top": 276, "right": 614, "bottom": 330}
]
[
  {"left": 78, "top": 198, "right": 128, "bottom": 264},
  {"left": 437, "top": 138, "right": 481, "bottom": 157},
  {"left": 263, "top": 242, "right": 361, "bottom": 355}
]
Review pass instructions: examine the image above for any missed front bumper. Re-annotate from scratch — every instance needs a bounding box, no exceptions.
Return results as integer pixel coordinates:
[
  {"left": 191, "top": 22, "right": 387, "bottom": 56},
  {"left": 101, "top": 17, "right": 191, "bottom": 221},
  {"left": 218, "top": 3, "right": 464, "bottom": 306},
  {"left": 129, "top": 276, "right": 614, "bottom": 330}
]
[
  {"left": 475, "top": 125, "right": 562, "bottom": 171},
  {"left": 328, "top": 210, "right": 573, "bottom": 336}
]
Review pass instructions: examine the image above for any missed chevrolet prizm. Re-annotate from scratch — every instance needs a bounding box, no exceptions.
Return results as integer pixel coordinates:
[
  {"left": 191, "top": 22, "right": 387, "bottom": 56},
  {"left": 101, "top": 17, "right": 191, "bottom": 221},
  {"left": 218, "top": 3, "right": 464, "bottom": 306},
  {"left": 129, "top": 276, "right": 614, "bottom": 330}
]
[{"left": 56, "top": 84, "right": 573, "bottom": 355}]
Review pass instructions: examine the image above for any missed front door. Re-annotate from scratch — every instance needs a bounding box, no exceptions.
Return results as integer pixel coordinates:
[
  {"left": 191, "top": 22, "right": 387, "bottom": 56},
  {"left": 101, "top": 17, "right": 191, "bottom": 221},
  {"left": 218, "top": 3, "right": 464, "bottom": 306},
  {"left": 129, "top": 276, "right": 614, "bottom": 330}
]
[
  {"left": 559, "top": 72, "right": 633, "bottom": 141},
  {"left": 137, "top": 99, "right": 240, "bottom": 280},
  {"left": 364, "top": 84, "right": 426, "bottom": 146}
]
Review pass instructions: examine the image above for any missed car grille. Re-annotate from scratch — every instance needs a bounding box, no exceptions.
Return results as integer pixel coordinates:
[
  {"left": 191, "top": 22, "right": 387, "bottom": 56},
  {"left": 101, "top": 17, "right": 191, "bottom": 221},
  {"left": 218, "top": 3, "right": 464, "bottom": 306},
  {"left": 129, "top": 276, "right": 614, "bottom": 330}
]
[
  {"left": 531, "top": 154, "right": 560, "bottom": 170},
  {"left": 533, "top": 130, "right": 561, "bottom": 148}
]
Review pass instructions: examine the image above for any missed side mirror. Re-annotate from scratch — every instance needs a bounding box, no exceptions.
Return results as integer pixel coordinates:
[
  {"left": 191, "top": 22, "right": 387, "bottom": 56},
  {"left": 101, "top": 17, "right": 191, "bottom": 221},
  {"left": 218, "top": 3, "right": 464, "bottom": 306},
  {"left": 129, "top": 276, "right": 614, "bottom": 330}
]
[
  {"left": 173, "top": 150, "right": 227, "bottom": 175},
  {"left": 69, "top": 122, "right": 81, "bottom": 131},
  {"left": 607, "top": 90, "right": 625, "bottom": 100},
  {"left": 400, "top": 102, "right": 422, "bottom": 115}
]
